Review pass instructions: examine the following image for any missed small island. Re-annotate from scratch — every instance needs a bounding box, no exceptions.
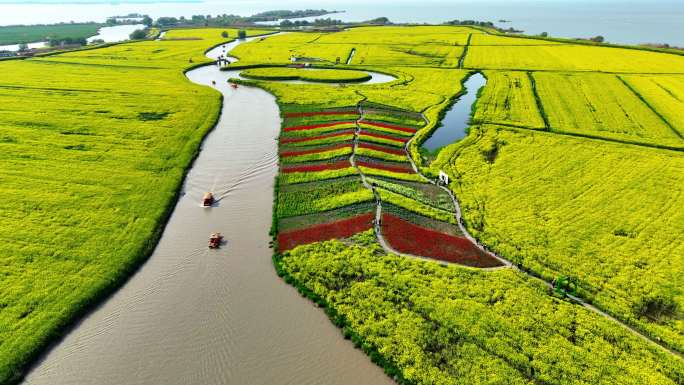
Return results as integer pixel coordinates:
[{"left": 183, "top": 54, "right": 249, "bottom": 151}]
[
  {"left": 239, "top": 67, "right": 372, "bottom": 83},
  {"left": 249, "top": 9, "right": 342, "bottom": 22}
]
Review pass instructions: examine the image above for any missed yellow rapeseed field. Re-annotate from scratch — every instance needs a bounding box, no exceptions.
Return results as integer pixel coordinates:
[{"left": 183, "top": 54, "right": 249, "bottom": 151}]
[
  {"left": 533, "top": 72, "right": 683, "bottom": 146},
  {"left": 465, "top": 43, "right": 684, "bottom": 73}
]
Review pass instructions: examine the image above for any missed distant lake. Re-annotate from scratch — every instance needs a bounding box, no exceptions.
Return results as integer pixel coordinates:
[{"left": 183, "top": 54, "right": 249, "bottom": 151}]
[{"left": 0, "top": 1, "right": 683, "bottom": 47}]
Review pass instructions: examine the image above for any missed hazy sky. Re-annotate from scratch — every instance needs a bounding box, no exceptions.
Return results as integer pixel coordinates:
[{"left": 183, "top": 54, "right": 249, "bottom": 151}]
[
  {"left": 1, "top": 0, "right": 682, "bottom": 46},
  {"left": 0, "top": 0, "right": 660, "bottom": 3}
]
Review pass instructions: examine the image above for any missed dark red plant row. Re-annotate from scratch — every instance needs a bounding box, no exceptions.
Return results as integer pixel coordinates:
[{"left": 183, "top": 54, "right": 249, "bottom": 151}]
[
  {"left": 381, "top": 214, "right": 502, "bottom": 268},
  {"left": 285, "top": 110, "right": 357, "bottom": 118},
  {"left": 281, "top": 143, "right": 352, "bottom": 157},
  {"left": 359, "top": 120, "right": 418, "bottom": 133},
  {"left": 283, "top": 121, "right": 355, "bottom": 132},
  {"left": 361, "top": 131, "right": 408, "bottom": 143},
  {"left": 280, "top": 130, "right": 354, "bottom": 144},
  {"left": 358, "top": 142, "right": 406, "bottom": 156},
  {"left": 281, "top": 160, "right": 350, "bottom": 173},
  {"left": 278, "top": 213, "right": 375, "bottom": 251},
  {"left": 357, "top": 161, "right": 413, "bottom": 174}
]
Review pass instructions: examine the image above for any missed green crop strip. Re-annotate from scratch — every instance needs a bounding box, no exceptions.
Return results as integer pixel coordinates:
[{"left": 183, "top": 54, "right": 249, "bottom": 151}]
[
  {"left": 355, "top": 147, "right": 407, "bottom": 162},
  {"left": 358, "top": 166, "right": 425, "bottom": 182},
  {"left": 280, "top": 146, "right": 353, "bottom": 163},
  {"left": 278, "top": 178, "right": 373, "bottom": 218},
  {"left": 366, "top": 177, "right": 454, "bottom": 212},
  {"left": 377, "top": 188, "right": 455, "bottom": 224},
  {"left": 278, "top": 167, "right": 359, "bottom": 185},
  {"left": 0, "top": 23, "right": 102, "bottom": 45}
]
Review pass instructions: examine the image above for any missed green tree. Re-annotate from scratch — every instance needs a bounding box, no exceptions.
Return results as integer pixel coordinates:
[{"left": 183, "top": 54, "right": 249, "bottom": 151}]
[
  {"left": 129, "top": 29, "right": 147, "bottom": 40},
  {"left": 634, "top": 290, "right": 679, "bottom": 322}
]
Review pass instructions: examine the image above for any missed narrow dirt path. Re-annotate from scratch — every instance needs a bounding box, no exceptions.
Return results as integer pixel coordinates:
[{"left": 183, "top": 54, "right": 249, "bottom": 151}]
[
  {"left": 349, "top": 102, "right": 399, "bottom": 257},
  {"left": 526, "top": 71, "right": 551, "bottom": 131},
  {"left": 346, "top": 48, "right": 356, "bottom": 65},
  {"left": 458, "top": 34, "right": 472, "bottom": 69}
]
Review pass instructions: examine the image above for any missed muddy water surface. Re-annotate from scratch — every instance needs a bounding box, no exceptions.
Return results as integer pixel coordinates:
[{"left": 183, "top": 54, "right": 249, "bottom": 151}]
[{"left": 23, "top": 38, "right": 393, "bottom": 385}]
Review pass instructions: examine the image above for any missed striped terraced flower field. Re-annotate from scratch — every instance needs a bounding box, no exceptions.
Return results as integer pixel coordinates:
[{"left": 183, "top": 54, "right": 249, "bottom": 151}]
[{"left": 274, "top": 103, "right": 499, "bottom": 270}]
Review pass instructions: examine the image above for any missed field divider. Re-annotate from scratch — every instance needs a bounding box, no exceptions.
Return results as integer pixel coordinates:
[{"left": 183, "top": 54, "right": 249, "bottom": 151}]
[
  {"left": 483, "top": 120, "right": 684, "bottom": 152},
  {"left": 526, "top": 71, "right": 551, "bottom": 131},
  {"left": 616, "top": 75, "right": 684, "bottom": 140},
  {"left": 346, "top": 47, "right": 356, "bottom": 65},
  {"left": 458, "top": 33, "right": 472, "bottom": 69}
]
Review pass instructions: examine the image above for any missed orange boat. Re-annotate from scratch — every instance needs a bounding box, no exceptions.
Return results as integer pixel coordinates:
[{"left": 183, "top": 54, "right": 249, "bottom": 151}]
[
  {"left": 202, "top": 192, "right": 214, "bottom": 207},
  {"left": 209, "top": 233, "right": 223, "bottom": 249}
]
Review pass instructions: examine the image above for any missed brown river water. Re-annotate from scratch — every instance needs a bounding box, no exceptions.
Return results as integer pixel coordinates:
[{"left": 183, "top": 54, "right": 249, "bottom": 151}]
[{"left": 22, "top": 38, "right": 393, "bottom": 385}]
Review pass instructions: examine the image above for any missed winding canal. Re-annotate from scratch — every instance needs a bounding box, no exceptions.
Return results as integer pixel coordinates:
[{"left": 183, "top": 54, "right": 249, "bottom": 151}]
[
  {"left": 422, "top": 72, "right": 486, "bottom": 152},
  {"left": 23, "top": 37, "right": 393, "bottom": 385}
]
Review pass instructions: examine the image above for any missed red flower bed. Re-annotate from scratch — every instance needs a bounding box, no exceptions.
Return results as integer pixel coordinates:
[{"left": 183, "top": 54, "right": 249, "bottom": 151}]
[
  {"left": 279, "top": 213, "right": 374, "bottom": 251},
  {"left": 358, "top": 142, "right": 406, "bottom": 156},
  {"left": 359, "top": 120, "right": 418, "bottom": 133},
  {"left": 282, "top": 160, "right": 350, "bottom": 173},
  {"left": 285, "top": 110, "right": 356, "bottom": 118},
  {"left": 361, "top": 131, "right": 408, "bottom": 143},
  {"left": 283, "top": 121, "right": 355, "bottom": 132},
  {"left": 281, "top": 143, "right": 352, "bottom": 157},
  {"left": 357, "top": 160, "right": 413, "bottom": 174},
  {"left": 280, "top": 130, "right": 353, "bottom": 144},
  {"left": 381, "top": 214, "right": 502, "bottom": 268}
]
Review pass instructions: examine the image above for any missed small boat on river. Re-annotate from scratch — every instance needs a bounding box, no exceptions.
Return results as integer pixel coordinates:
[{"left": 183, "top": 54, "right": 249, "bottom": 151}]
[
  {"left": 209, "top": 233, "right": 223, "bottom": 249},
  {"left": 202, "top": 192, "right": 214, "bottom": 207}
]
